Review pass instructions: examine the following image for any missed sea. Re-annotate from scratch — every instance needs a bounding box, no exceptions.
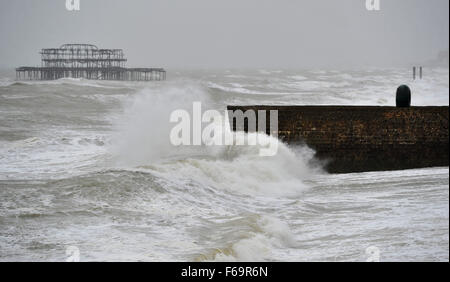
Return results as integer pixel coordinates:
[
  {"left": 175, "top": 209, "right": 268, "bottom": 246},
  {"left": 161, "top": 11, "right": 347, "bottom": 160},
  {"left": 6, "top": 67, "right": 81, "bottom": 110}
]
[{"left": 0, "top": 67, "right": 448, "bottom": 262}]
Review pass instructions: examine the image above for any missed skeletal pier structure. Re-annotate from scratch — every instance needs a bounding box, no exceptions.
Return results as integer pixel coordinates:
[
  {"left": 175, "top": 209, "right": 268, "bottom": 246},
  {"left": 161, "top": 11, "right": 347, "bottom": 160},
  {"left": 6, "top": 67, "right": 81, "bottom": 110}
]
[{"left": 16, "top": 44, "right": 166, "bottom": 81}]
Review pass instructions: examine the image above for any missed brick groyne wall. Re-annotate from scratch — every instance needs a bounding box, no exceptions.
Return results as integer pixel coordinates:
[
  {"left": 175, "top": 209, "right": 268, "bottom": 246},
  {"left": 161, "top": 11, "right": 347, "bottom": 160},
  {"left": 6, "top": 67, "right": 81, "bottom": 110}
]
[{"left": 227, "top": 106, "right": 449, "bottom": 173}]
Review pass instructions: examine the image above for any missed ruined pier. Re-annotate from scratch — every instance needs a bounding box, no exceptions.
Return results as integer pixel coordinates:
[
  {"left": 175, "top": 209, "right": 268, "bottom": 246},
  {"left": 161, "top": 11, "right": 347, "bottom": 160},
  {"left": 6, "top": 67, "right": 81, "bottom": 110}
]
[{"left": 16, "top": 44, "right": 166, "bottom": 81}]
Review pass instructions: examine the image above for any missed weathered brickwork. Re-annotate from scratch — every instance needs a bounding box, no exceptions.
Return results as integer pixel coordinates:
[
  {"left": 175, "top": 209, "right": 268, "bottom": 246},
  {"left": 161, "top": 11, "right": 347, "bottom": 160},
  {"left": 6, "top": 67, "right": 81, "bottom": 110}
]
[{"left": 227, "top": 106, "right": 449, "bottom": 173}]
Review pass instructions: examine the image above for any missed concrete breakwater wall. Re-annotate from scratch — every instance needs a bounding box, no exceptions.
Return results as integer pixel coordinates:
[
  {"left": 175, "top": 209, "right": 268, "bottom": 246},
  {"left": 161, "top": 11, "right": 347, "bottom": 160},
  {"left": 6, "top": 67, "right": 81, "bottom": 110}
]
[{"left": 227, "top": 106, "right": 449, "bottom": 173}]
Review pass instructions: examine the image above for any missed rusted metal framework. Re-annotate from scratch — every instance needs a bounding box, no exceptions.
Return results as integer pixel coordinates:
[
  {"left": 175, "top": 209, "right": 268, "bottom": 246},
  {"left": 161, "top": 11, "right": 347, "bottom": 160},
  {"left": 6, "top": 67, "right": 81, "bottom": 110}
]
[{"left": 16, "top": 44, "right": 166, "bottom": 81}]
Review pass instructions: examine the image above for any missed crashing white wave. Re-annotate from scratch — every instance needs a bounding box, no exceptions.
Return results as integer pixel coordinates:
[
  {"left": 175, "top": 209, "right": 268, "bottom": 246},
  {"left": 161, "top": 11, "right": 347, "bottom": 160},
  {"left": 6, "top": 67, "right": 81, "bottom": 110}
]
[
  {"left": 111, "top": 82, "right": 318, "bottom": 197},
  {"left": 206, "top": 215, "right": 297, "bottom": 262}
]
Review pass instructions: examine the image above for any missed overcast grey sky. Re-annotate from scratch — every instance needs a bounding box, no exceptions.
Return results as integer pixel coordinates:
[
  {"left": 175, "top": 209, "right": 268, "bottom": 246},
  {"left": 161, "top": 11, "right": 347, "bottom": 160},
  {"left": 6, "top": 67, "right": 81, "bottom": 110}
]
[{"left": 0, "top": 0, "right": 448, "bottom": 69}]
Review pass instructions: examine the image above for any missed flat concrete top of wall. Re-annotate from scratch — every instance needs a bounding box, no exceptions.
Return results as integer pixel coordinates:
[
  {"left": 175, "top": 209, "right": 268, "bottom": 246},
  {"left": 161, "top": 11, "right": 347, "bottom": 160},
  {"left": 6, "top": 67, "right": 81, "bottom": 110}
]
[{"left": 227, "top": 105, "right": 448, "bottom": 111}]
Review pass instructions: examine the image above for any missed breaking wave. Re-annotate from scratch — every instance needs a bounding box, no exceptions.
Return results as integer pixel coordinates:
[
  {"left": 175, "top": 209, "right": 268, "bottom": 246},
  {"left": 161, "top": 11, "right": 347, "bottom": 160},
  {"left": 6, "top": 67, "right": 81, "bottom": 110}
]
[{"left": 112, "top": 82, "right": 319, "bottom": 197}]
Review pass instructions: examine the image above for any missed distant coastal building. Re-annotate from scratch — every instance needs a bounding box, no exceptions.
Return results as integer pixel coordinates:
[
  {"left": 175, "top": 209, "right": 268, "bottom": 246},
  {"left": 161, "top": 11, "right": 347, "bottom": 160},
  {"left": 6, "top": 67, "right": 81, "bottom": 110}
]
[
  {"left": 436, "top": 50, "right": 449, "bottom": 67},
  {"left": 16, "top": 44, "right": 166, "bottom": 81}
]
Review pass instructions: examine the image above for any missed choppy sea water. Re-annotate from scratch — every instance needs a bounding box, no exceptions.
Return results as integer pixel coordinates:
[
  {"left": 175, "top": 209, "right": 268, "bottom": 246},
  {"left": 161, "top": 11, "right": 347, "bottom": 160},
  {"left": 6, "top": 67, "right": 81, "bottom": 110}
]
[{"left": 0, "top": 68, "right": 448, "bottom": 262}]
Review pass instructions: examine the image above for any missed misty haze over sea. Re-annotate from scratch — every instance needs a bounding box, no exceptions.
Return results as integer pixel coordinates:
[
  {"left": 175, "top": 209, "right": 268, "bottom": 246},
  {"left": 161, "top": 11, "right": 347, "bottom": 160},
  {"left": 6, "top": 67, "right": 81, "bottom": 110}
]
[
  {"left": 0, "top": 0, "right": 448, "bottom": 69},
  {"left": 0, "top": 0, "right": 448, "bottom": 262}
]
